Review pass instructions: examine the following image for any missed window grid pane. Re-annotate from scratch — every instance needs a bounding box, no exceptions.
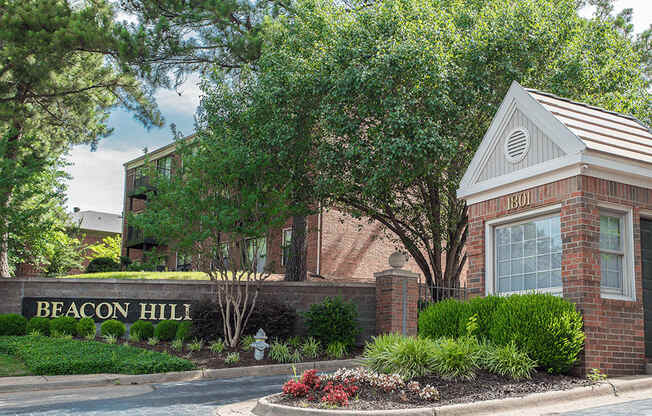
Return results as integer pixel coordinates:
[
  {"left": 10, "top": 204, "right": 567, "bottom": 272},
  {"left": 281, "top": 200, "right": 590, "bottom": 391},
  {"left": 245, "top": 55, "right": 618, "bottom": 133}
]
[
  {"left": 599, "top": 215, "right": 624, "bottom": 293},
  {"left": 495, "top": 216, "right": 562, "bottom": 294}
]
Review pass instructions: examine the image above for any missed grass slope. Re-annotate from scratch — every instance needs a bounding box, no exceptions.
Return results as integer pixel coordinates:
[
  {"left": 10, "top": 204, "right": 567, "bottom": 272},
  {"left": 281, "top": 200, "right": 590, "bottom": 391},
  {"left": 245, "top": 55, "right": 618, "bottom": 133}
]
[
  {"left": 57, "top": 271, "right": 209, "bottom": 280},
  {"left": 0, "top": 336, "right": 195, "bottom": 376}
]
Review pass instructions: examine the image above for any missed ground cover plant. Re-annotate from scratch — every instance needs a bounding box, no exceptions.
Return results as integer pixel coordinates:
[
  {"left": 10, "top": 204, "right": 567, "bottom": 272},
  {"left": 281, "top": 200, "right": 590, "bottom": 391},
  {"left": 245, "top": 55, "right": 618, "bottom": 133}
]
[
  {"left": 0, "top": 353, "right": 30, "bottom": 376},
  {"left": 0, "top": 335, "right": 193, "bottom": 375}
]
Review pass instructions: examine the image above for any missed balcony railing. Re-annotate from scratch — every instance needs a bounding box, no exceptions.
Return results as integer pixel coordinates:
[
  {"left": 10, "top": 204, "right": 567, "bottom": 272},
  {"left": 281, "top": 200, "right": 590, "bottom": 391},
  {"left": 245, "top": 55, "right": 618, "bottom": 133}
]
[
  {"left": 127, "top": 175, "right": 155, "bottom": 199},
  {"left": 125, "top": 226, "right": 159, "bottom": 249}
]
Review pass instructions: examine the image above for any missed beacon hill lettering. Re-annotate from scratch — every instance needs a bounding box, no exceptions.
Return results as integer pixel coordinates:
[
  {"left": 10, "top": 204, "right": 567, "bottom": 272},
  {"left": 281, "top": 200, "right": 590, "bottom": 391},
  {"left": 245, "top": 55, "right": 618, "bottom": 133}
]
[{"left": 22, "top": 298, "right": 192, "bottom": 323}]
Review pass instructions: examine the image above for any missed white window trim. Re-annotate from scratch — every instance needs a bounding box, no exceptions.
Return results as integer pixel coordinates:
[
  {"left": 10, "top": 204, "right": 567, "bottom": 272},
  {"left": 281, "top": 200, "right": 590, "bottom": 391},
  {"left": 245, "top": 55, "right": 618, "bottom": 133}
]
[
  {"left": 281, "top": 228, "right": 292, "bottom": 267},
  {"left": 598, "top": 203, "right": 635, "bottom": 301},
  {"left": 485, "top": 204, "right": 562, "bottom": 296}
]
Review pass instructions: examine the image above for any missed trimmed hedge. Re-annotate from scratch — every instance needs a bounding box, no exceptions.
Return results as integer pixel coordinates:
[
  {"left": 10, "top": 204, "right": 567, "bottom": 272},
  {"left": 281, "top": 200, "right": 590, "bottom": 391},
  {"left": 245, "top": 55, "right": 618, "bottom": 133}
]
[
  {"left": 175, "top": 321, "right": 192, "bottom": 341},
  {"left": 0, "top": 335, "right": 194, "bottom": 375},
  {"left": 50, "top": 316, "right": 77, "bottom": 336},
  {"left": 489, "top": 294, "right": 585, "bottom": 374},
  {"left": 0, "top": 314, "right": 27, "bottom": 336},
  {"left": 154, "top": 320, "right": 178, "bottom": 341},
  {"left": 76, "top": 318, "right": 96, "bottom": 338},
  {"left": 302, "top": 297, "right": 360, "bottom": 347},
  {"left": 27, "top": 317, "right": 50, "bottom": 336},
  {"left": 86, "top": 257, "right": 120, "bottom": 273},
  {"left": 130, "top": 320, "right": 154, "bottom": 340},
  {"left": 418, "top": 294, "right": 585, "bottom": 374},
  {"left": 100, "top": 320, "right": 126, "bottom": 338}
]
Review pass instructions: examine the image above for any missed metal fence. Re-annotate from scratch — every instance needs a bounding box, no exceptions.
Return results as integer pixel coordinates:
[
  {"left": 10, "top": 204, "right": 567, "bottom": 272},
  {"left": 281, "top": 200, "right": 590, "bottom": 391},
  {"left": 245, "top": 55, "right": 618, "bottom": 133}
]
[{"left": 418, "top": 282, "right": 468, "bottom": 310}]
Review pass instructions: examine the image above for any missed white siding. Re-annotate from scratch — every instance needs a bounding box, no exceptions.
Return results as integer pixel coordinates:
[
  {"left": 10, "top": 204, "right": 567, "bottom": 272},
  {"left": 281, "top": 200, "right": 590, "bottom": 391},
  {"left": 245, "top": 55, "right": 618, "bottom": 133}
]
[{"left": 477, "top": 108, "right": 566, "bottom": 183}]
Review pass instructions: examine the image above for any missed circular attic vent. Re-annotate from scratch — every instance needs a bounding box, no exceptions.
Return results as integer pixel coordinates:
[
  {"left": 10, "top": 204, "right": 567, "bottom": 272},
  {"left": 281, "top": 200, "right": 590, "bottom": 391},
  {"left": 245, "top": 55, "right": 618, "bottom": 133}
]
[{"left": 504, "top": 128, "right": 530, "bottom": 163}]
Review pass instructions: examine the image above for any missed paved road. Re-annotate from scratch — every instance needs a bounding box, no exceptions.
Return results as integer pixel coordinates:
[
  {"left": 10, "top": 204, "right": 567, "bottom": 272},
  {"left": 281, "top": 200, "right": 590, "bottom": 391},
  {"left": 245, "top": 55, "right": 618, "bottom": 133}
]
[
  {"left": 0, "top": 375, "right": 287, "bottom": 416},
  {"left": 559, "top": 398, "right": 652, "bottom": 416}
]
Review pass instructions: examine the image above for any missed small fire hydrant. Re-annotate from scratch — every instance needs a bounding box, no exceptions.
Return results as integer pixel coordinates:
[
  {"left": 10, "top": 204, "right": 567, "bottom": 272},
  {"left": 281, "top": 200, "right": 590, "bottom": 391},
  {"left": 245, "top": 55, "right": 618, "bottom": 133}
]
[{"left": 250, "top": 328, "right": 269, "bottom": 361}]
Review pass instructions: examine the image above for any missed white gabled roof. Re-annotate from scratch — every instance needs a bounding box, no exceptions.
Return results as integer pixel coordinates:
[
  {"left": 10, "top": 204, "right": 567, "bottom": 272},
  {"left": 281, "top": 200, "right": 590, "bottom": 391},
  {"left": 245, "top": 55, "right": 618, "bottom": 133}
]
[
  {"left": 527, "top": 89, "right": 652, "bottom": 165},
  {"left": 458, "top": 81, "right": 652, "bottom": 205}
]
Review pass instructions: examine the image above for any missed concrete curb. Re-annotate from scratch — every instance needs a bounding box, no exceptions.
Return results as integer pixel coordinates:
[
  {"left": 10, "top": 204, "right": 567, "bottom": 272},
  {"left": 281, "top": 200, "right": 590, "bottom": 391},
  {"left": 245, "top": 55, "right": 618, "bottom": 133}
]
[
  {"left": 250, "top": 376, "right": 652, "bottom": 416},
  {"left": 0, "top": 359, "right": 362, "bottom": 393}
]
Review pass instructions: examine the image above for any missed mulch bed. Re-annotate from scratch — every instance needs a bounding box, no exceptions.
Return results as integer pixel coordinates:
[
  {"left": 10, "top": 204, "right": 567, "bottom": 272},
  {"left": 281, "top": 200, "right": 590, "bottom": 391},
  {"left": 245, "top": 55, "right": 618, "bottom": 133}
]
[
  {"left": 274, "top": 370, "right": 593, "bottom": 410},
  {"left": 91, "top": 337, "right": 361, "bottom": 369}
]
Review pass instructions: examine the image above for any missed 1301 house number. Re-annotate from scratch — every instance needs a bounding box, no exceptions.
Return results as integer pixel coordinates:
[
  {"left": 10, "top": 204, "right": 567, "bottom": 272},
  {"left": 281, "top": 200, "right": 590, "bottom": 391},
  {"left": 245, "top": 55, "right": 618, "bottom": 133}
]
[{"left": 506, "top": 192, "right": 531, "bottom": 210}]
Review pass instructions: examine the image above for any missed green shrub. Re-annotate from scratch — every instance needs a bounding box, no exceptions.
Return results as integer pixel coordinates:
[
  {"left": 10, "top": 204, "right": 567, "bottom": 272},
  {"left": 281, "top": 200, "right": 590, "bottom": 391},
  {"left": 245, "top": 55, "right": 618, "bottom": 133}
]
[
  {"left": 432, "top": 337, "right": 481, "bottom": 380},
  {"left": 483, "top": 342, "right": 536, "bottom": 380},
  {"left": 269, "top": 341, "right": 292, "bottom": 363},
  {"left": 301, "top": 337, "right": 321, "bottom": 359},
  {"left": 49, "top": 316, "right": 77, "bottom": 336},
  {"left": 462, "top": 296, "right": 505, "bottom": 339},
  {"left": 0, "top": 335, "right": 194, "bottom": 375},
  {"left": 488, "top": 294, "right": 584, "bottom": 374},
  {"left": 302, "top": 297, "right": 360, "bottom": 347},
  {"left": 209, "top": 339, "right": 224, "bottom": 353},
  {"left": 175, "top": 321, "right": 192, "bottom": 341},
  {"left": 130, "top": 320, "right": 154, "bottom": 340},
  {"left": 86, "top": 257, "right": 120, "bottom": 273},
  {"left": 100, "top": 320, "right": 126, "bottom": 338},
  {"left": 0, "top": 314, "right": 27, "bottom": 336},
  {"left": 76, "top": 318, "right": 96, "bottom": 338},
  {"left": 363, "top": 334, "right": 438, "bottom": 379},
  {"left": 154, "top": 320, "right": 179, "bottom": 341},
  {"left": 326, "top": 341, "right": 347, "bottom": 359},
  {"left": 240, "top": 334, "right": 255, "bottom": 352},
  {"left": 27, "top": 317, "right": 50, "bottom": 336},
  {"left": 224, "top": 352, "right": 240, "bottom": 365},
  {"left": 171, "top": 339, "right": 183, "bottom": 351},
  {"left": 418, "top": 299, "right": 471, "bottom": 340}
]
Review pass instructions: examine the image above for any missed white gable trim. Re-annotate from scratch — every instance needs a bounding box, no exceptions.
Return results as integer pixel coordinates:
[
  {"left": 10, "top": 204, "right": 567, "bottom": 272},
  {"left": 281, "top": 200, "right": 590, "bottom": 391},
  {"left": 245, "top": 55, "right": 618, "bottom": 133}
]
[{"left": 459, "top": 81, "right": 585, "bottom": 195}]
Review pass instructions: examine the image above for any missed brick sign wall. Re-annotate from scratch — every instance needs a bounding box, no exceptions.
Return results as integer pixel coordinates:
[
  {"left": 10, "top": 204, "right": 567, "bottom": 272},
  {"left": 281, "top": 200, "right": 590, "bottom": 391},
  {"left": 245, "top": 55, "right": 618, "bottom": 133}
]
[{"left": 0, "top": 278, "right": 377, "bottom": 343}]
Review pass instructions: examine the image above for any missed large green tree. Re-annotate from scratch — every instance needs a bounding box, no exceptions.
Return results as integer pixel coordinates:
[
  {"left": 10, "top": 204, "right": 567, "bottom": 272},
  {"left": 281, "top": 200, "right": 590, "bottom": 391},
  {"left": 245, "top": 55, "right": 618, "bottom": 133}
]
[
  {"left": 0, "top": 0, "right": 162, "bottom": 277},
  {"left": 251, "top": 0, "right": 650, "bottom": 289}
]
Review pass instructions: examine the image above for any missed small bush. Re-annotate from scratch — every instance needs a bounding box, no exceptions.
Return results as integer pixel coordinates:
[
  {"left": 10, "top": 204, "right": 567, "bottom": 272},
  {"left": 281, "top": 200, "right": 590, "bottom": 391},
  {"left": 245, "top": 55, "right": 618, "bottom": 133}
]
[
  {"left": 101, "top": 320, "right": 126, "bottom": 338},
  {"left": 488, "top": 293, "right": 584, "bottom": 374},
  {"left": 154, "top": 320, "right": 179, "bottom": 341},
  {"left": 209, "top": 339, "right": 224, "bottom": 353},
  {"left": 303, "top": 297, "right": 360, "bottom": 348},
  {"left": 363, "top": 334, "right": 437, "bottom": 379},
  {"left": 86, "top": 257, "right": 121, "bottom": 273},
  {"left": 49, "top": 316, "right": 77, "bottom": 336},
  {"left": 0, "top": 314, "right": 28, "bottom": 336},
  {"left": 171, "top": 339, "right": 183, "bottom": 351},
  {"left": 175, "top": 321, "right": 192, "bottom": 341},
  {"left": 290, "top": 350, "right": 302, "bottom": 363},
  {"left": 287, "top": 336, "right": 302, "bottom": 349},
  {"left": 240, "top": 335, "right": 255, "bottom": 352},
  {"left": 483, "top": 342, "right": 536, "bottom": 380},
  {"left": 187, "top": 338, "right": 203, "bottom": 352},
  {"left": 224, "top": 352, "right": 240, "bottom": 365},
  {"left": 104, "top": 334, "right": 117, "bottom": 344},
  {"left": 27, "top": 317, "right": 50, "bottom": 336},
  {"left": 462, "top": 296, "right": 505, "bottom": 339},
  {"left": 269, "top": 341, "right": 292, "bottom": 363},
  {"left": 147, "top": 337, "right": 159, "bottom": 346},
  {"left": 432, "top": 337, "right": 480, "bottom": 380},
  {"left": 301, "top": 337, "right": 321, "bottom": 359},
  {"left": 419, "top": 299, "right": 471, "bottom": 340},
  {"left": 76, "top": 318, "right": 96, "bottom": 338},
  {"left": 326, "top": 341, "right": 347, "bottom": 359},
  {"left": 130, "top": 320, "right": 154, "bottom": 340}
]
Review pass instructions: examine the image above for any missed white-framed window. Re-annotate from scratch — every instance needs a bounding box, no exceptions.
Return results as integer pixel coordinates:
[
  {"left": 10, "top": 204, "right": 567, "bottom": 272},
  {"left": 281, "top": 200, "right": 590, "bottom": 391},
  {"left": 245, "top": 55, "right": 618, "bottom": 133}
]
[
  {"left": 156, "top": 156, "right": 172, "bottom": 178},
  {"left": 281, "top": 228, "right": 292, "bottom": 266},
  {"left": 485, "top": 205, "right": 562, "bottom": 296},
  {"left": 599, "top": 206, "right": 635, "bottom": 300}
]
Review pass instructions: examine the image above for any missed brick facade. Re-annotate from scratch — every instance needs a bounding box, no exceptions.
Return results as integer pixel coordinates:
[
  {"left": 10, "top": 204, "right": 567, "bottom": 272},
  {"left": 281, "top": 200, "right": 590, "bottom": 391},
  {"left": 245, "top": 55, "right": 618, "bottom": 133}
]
[{"left": 467, "top": 176, "right": 647, "bottom": 376}]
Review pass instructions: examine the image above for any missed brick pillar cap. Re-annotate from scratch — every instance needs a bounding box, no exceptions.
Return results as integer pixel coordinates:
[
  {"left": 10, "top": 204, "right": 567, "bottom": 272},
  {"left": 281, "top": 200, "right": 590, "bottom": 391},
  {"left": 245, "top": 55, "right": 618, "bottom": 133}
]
[{"left": 374, "top": 269, "right": 419, "bottom": 279}]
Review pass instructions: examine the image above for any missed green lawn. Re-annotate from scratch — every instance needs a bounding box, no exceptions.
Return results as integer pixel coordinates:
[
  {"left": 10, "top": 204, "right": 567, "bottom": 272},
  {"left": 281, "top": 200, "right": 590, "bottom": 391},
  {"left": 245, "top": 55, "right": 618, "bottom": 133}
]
[
  {"left": 0, "top": 336, "right": 194, "bottom": 376},
  {"left": 0, "top": 353, "right": 30, "bottom": 377},
  {"left": 57, "top": 271, "right": 210, "bottom": 280}
]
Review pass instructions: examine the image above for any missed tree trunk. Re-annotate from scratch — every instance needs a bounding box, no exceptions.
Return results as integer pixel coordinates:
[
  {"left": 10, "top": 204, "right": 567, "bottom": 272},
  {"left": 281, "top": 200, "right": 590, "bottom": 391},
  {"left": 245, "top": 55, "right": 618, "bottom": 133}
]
[
  {"left": 0, "top": 195, "right": 11, "bottom": 278},
  {"left": 284, "top": 215, "right": 307, "bottom": 281}
]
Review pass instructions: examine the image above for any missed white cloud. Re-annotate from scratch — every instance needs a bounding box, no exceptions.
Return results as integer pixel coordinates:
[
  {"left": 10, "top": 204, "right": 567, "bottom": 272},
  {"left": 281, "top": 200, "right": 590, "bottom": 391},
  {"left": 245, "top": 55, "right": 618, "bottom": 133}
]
[
  {"left": 64, "top": 145, "right": 144, "bottom": 215},
  {"left": 579, "top": 0, "right": 652, "bottom": 34}
]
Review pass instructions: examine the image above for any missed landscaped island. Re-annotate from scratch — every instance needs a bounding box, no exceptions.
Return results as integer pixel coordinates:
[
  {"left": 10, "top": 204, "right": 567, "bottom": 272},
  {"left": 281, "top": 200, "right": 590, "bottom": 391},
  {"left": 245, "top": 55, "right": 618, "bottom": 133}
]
[{"left": 266, "top": 293, "right": 592, "bottom": 410}]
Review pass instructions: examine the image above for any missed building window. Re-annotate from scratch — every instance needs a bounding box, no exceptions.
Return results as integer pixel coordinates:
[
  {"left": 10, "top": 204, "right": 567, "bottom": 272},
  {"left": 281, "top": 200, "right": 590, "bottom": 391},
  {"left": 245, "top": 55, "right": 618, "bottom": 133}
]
[
  {"left": 599, "top": 209, "right": 634, "bottom": 299},
  {"left": 281, "top": 228, "right": 292, "bottom": 266},
  {"left": 157, "top": 156, "right": 172, "bottom": 178},
  {"left": 244, "top": 237, "right": 267, "bottom": 273},
  {"left": 176, "top": 252, "right": 192, "bottom": 271},
  {"left": 494, "top": 214, "right": 562, "bottom": 294}
]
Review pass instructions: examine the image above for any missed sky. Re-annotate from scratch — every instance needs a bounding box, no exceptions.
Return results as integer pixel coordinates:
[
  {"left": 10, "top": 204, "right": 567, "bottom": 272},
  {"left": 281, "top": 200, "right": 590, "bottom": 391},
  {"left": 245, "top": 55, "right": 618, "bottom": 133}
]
[{"left": 65, "top": 1, "right": 652, "bottom": 215}]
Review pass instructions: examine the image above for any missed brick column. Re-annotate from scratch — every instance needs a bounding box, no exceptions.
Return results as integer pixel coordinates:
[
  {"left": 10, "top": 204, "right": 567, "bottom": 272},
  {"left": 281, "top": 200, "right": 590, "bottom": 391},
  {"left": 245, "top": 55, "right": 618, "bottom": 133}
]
[{"left": 375, "top": 264, "right": 419, "bottom": 336}]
